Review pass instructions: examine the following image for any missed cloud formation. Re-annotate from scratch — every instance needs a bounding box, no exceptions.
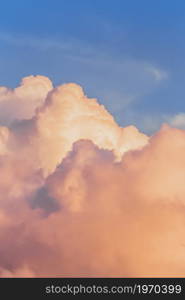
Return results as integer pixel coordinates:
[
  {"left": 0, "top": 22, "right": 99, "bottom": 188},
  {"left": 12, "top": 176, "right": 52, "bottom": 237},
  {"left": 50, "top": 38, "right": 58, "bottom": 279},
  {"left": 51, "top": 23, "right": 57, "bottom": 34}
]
[
  {"left": 0, "top": 75, "right": 53, "bottom": 125},
  {"left": 166, "top": 113, "right": 185, "bottom": 130},
  {"left": 0, "top": 75, "right": 184, "bottom": 277}
]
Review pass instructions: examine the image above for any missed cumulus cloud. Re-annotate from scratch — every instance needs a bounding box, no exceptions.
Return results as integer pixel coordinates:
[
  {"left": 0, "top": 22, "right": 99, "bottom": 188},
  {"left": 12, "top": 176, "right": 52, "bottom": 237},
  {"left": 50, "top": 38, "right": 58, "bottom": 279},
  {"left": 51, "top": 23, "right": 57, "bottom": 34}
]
[
  {"left": 0, "top": 75, "right": 184, "bottom": 277},
  {"left": 0, "top": 75, "right": 53, "bottom": 125}
]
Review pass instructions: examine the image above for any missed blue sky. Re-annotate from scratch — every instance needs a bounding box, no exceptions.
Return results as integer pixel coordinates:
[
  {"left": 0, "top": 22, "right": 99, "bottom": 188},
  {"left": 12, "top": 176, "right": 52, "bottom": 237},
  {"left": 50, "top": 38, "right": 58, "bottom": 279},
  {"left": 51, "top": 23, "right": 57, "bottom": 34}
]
[{"left": 1, "top": 0, "right": 185, "bottom": 133}]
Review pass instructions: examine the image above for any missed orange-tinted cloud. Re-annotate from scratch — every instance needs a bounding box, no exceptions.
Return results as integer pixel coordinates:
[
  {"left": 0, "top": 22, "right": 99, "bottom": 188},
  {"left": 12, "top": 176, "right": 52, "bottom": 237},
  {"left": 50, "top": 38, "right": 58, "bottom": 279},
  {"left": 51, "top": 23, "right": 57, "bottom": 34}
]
[
  {"left": 0, "top": 76, "right": 184, "bottom": 277},
  {"left": 0, "top": 75, "right": 53, "bottom": 125}
]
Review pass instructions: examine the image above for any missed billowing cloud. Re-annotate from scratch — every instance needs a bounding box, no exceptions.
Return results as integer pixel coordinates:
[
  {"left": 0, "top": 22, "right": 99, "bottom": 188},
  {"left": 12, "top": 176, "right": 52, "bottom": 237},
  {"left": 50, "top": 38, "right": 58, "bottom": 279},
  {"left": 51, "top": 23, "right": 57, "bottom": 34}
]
[
  {"left": 0, "top": 75, "right": 53, "bottom": 125},
  {"left": 0, "top": 76, "right": 184, "bottom": 277}
]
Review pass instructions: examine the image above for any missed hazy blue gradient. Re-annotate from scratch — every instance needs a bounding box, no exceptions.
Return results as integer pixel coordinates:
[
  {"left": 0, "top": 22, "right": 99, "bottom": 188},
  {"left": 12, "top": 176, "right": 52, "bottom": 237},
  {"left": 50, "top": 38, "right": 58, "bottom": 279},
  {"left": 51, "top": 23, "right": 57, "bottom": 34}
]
[{"left": 0, "top": 0, "right": 185, "bottom": 133}]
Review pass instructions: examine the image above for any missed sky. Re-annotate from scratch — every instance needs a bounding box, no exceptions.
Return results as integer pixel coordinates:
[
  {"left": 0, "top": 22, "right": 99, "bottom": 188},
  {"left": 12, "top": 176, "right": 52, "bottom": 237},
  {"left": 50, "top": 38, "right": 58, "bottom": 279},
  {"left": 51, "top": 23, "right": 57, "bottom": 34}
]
[
  {"left": 1, "top": 1, "right": 185, "bottom": 278},
  {"left": 1, "top": 0, "right": 185, "bottom": 133}
]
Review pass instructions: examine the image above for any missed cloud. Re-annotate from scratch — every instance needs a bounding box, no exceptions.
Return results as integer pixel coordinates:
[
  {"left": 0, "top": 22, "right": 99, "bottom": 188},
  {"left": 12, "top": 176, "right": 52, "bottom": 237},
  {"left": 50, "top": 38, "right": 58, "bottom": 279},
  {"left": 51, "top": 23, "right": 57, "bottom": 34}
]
[
  {"left": 131, "top": 112, "right": 185, "bottom": 134},
  {"left": 0, "top": 76, "right": 184, "bottom": 277},
  {"left": 0, "top": 32, "right": 98, "bottom": 58},
  {"left": 166, "top": 113, "right": 185, "bottom": 129},
  {"left": 146, "top": 65, "right": 168, "bottom": 81},
  {"left": 0, "top": 75, "right": 53, "bottom": 125},
  {"left": 0, "top": 32, "right": 169, "bottom": 120},
  {"left": 10, "top": 81, "right": 147, "bottom": 176}
]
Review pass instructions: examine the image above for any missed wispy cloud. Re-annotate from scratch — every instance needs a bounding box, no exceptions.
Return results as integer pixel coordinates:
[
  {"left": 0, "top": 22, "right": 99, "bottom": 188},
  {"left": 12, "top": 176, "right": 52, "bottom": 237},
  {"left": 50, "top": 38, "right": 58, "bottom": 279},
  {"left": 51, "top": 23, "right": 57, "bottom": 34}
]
[
  {"left": 0, "top": 31, "right": 169, "bottom": 124},
  {"left": 125, "top": 111, "right": 185, "bottom": 135},
  {"left": 145, "top": 65, "right": 169, "bottom": 81},
  {"left": 166, "top": 113, "right": 185, "bottom": 129},
  {"left": 0, "top": 32, "right": 95, "bottom": 56}
]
